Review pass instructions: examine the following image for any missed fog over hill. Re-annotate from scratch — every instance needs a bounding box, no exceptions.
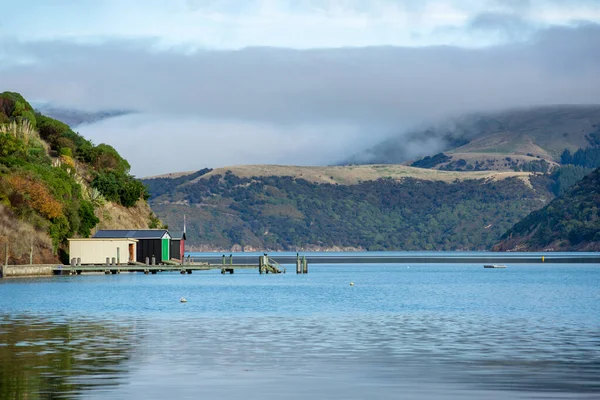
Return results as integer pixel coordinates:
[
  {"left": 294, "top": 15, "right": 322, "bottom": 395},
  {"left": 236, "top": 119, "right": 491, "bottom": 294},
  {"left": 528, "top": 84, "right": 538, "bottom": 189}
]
[
  {"left": 33, "top": 104, "right": 134, "bottom": 128},
  {"left": 345, "top": 105, "right": 600, "bottom": 165}
]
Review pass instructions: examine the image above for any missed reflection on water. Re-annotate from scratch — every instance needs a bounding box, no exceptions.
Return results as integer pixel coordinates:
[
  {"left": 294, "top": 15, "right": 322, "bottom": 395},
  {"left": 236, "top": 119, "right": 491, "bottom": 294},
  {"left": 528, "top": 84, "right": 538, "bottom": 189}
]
[
  {"left": 1, "top": 265, "right": 599, "bottom": 399},
  {"left": 0, "top": 316, "right": 136, "bottom": 399},
  {"left": 2, "top": 313, "right": 599, "bottom": 399}
]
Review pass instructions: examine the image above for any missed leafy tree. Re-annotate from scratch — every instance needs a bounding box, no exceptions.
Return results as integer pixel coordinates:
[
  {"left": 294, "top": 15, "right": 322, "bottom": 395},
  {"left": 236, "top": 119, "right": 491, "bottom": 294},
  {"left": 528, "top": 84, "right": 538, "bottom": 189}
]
[{"left": 78, "top": 200, "right": 99, "bottom": 237}]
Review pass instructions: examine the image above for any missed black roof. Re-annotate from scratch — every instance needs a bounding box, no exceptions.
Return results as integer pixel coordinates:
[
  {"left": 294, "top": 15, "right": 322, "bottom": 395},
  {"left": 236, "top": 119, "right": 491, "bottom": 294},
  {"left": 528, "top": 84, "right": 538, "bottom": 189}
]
[
  {"left": 170, "top": 231, "right": 187, "bottom": 240},
  {"left": 94, "top": 230, "right": 170, "bottom": 239}
]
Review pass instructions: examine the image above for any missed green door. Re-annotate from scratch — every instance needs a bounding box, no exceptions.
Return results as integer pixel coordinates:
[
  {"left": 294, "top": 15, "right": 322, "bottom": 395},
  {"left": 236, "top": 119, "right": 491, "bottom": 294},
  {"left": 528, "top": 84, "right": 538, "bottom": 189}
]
[{"left": 162, "top": 238, "right": 170, "bottom": 261}]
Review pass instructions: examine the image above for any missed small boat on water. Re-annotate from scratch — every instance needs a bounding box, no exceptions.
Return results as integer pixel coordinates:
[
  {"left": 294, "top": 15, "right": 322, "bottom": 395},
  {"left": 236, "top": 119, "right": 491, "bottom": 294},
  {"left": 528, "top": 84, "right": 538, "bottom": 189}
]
[{"left": 484, "top": 264, "right": 506, "bottom": 269}]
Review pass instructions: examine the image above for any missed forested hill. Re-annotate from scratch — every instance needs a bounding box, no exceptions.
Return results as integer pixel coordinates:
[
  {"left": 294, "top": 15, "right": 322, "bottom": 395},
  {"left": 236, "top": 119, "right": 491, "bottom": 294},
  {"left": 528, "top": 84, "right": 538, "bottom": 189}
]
[
  {"left": 0, "top": 91, "right": 159, "bottom": 264},
  {"left": 494, "top": 168, "right": 600, "bottom": 252},
  {"left": 143, "top": 166, "right": 554, "bottom": 252}
]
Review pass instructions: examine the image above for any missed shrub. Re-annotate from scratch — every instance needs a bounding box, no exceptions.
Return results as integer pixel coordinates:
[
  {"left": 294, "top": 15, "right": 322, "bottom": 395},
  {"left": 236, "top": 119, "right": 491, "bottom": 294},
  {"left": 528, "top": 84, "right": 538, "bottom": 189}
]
[
  {"left": 78, "top": 200, "right": 99, "bottom": 237},
  {"left": 92, "top": 144, "right": 130, "bottom": 174},
  {"left": 91, "top": 170, "right": 148, "bottom": 207},
  {"left": 7, "top": 174, "right": 63, "bottom": 219}
]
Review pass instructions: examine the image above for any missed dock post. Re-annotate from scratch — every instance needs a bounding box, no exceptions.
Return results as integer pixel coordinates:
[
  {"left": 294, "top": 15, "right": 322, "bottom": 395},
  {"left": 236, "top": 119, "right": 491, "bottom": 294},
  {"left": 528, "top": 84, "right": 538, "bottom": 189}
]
[
  {"left": 302, "top": 256, "right": 308, "bottom": 274},
  {"left": 4, "top": 240, "right": 8, "bottom": 267},
  {"left": 106, "top": 257, "right": 110, "bottom": 267},
  {"left": 296, "top": 255, "right": 302, "bottom": 274},
  {"left": 71, "top": 258, "right": 76, "bottom": 266},
  {"left": 222, "top": 255, "right": 225, "bottom": 265},
  {"left": 229, "top": 254, "right": 233, "bottom": 265},
  {"left": 145, "top": 257, "right": 149, "bottom": 266},
  {"left": 117, "top": 248, "right": 120, "bottom": 265},
  {"left": 111, "top": 257, "right": 116, "bottom": 266},
  {"left": 76, "top": 258, "right": 81, "bottom": 267},
  {"left": 151, "top": 256, "right": 156, "bottom": 266},
  {"left": 259, "top": 256, "right": 263, "bottom": 274}
]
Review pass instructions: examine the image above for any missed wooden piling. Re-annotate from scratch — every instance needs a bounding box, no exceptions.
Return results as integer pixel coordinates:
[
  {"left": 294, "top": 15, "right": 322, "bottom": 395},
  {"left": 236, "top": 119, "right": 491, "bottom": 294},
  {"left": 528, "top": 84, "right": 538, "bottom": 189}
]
[
  {"left": 4, "top": 240, "right": 8, "bottom": 267},
  {"left": 302, "top": 256, "right": 308, "bottom": 274}
]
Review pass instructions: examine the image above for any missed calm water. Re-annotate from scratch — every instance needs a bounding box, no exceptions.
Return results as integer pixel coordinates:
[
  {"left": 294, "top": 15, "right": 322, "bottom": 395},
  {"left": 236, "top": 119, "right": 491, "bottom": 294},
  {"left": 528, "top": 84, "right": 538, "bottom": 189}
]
[{"left": 1, "top": 263, "right": 599, "bottom": 399}]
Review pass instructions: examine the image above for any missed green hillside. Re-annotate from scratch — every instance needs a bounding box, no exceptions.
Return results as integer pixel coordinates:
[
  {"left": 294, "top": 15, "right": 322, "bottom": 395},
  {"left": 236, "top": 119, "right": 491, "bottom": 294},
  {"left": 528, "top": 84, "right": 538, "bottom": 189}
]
[
  {"left": 494, "top": 168, "right": 600, "bottom": 252},
  {"left": 143, "top": 166, "right": 553, "bottom": 251},
  {"left": 0, "top": 92, "right": 156, "bottom": 264}
]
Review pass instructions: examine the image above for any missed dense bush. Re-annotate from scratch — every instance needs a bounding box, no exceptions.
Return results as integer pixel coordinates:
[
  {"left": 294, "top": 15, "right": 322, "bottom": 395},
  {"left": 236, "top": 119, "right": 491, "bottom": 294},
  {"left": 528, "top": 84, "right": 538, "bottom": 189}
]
[
  {"left": 550, "top": 165, "right": 592, "bottom": 195},
  {"left": 78, "top": 200, "right": 99, "bottom": 237},
  {"left": 91, "top": 171, "right": 148, "bottom": 207},
  {"left": 145, "top": 171, "right": 553, "bottom": 251},
  {"left": 411, "top": 153, "right": 451, "bottom": 169},
  {"left": 500, "top": 167, "right": 600, "bottom": 249}
]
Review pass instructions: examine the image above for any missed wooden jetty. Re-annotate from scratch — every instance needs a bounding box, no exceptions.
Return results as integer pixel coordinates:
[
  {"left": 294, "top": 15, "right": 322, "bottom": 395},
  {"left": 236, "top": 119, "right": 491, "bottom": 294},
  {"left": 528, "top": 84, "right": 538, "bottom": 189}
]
[{"left": 45, "top": 254, "right": 289, "bottom": 277}]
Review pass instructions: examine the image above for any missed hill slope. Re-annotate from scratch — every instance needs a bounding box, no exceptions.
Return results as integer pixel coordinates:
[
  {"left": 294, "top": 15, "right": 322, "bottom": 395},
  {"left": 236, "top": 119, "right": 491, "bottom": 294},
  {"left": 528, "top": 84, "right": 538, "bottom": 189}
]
[
  {"left": 0, "top": 92, "right": 158, "bottom": 264},
  {"left": 494, "top": 168, "right": 600, "bottom": 252},
  {"left": 143, "top": 165, "right": 553, "bottom": 252},
  {"left": 347, "top": 105, "right": 600, "bottom": 170}
]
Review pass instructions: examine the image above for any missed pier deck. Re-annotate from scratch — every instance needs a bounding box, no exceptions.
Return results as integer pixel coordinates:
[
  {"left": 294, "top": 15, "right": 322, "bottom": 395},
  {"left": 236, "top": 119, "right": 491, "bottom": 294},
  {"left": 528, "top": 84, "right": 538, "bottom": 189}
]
[{"left": 50, "top": 263, "right": 283, "bottom": 275}]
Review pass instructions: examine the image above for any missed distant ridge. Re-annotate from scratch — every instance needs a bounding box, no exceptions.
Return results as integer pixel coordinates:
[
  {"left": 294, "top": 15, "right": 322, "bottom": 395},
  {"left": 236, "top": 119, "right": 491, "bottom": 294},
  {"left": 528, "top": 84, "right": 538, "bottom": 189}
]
[
  {"left": 346, "top": 104, "right": 600, "bottom": 169},
  {"left": 494, "top": 167, "right": 600, "bottom": 252}
]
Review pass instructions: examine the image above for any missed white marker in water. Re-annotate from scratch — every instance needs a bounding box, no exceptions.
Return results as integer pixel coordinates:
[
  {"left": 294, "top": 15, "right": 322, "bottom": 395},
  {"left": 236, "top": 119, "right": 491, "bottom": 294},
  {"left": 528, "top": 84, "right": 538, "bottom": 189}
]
[{"left": 180, "top": 297, "right": 187, "bottom": 303}]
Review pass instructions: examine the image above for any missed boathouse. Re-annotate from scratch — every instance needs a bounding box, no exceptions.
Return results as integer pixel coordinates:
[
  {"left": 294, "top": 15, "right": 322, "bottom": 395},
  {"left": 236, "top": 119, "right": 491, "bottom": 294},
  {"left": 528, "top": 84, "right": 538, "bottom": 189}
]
[
  {"left": 169, "top": 231, "right": 186, "bottom": 262},
  {"left": 93, "top": 230, "right": 171, "bottom": 263},
  {"left": 68, "top": 238, "right": 138, "bottom": 265}
]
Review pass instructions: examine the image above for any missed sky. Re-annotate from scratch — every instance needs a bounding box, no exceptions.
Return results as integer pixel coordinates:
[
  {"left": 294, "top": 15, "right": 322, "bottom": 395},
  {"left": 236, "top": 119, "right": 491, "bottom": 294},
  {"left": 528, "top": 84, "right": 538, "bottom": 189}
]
[{"left": 1, "top": 0, "right": 600, "bottom": 176}]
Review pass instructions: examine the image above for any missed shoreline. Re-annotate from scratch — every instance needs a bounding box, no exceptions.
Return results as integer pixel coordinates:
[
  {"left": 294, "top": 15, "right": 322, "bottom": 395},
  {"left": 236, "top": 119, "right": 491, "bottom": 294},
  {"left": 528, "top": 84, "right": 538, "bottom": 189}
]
[
  {"left": 3, "top": 251, "right": 599, "bottom": 279},
  {"left": 188, "top": 252, "right": 600, "bottom": 265}
]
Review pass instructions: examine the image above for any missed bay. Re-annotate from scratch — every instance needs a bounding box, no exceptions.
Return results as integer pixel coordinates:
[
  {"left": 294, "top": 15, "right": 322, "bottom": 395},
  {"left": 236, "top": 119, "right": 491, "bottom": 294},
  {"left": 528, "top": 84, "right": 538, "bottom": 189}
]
[{"left": 1, "top": 261, "right": 599, "bottom": 399}]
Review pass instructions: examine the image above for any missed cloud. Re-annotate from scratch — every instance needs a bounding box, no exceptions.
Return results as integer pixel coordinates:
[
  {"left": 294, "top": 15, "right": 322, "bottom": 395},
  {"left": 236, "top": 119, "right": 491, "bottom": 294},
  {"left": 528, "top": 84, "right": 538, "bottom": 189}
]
[
  {"left": 1, "top": 23, "right": 599, "bottom": 175},
  {"left": 78, "top": 115, "right": 371, "bottom": 177},
  {"left": 2, "top": 0, "right": 600, "bottom": 49}
]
